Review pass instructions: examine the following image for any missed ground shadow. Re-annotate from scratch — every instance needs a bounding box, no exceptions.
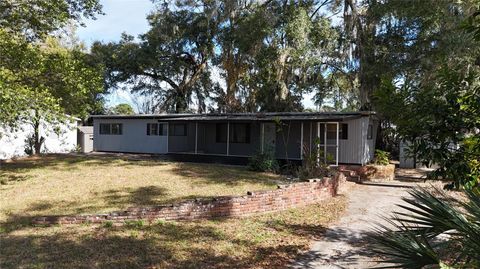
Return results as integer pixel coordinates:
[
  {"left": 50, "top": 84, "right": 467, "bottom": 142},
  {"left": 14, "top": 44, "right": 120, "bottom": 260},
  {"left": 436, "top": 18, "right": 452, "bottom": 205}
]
[
  {"left": 0, "top": 220, "right": 306, "bottom": 269},
  {"left": 171, "top": 162, "right": 285, "bottom": 187},
  {"left": 0, "top": 153, "right": 170, "bottom": 173}
]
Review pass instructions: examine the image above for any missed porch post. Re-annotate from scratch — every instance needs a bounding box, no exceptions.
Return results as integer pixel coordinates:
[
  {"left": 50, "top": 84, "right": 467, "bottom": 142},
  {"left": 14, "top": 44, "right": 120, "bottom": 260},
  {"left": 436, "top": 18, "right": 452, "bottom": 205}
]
[
  {"left": 309, "top": 122, "right": 312, "bottom": 152},
  {"left": 195, "top": 122, "right": 198, "bottom": 154},
  {"left": 300, "top": 122, "right": 304, "bottom": 159},
  {"left": 336, "top": 122, "right": 339, "bottom": 166},
  {"left": 261, "top": 123, "right": 265, "bottom": 153},
  {"left": 324, "top": 123, "right": 327, "bottom": 163},
  {"left": 316, "top": 122, "right": 320, "bottom": 165},
  {"left": 166, "top": 122, "right": 169, "bottom": 153},
  {"left": 226, "top": 121, "right": 230, "bottom": 156}
]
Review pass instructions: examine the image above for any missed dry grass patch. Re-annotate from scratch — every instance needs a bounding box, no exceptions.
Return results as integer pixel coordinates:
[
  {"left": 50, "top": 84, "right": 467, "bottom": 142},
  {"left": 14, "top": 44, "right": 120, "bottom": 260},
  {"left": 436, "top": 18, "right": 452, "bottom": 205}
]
[
  {"left": 0, "top": 154, "right": 285, "bottom": 227},
  {"left": 0, "top": 154, "right": 349, "bottom": 268},
  {"left": 0, "top": 196, "right": 347, "bottom": 269}
]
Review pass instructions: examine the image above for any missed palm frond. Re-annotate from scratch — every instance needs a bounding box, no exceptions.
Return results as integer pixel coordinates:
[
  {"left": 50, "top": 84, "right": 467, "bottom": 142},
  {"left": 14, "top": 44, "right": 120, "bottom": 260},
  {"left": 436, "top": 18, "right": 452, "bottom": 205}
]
[{"left": 371, "top": 187, "right": 480, "bottom": 268}]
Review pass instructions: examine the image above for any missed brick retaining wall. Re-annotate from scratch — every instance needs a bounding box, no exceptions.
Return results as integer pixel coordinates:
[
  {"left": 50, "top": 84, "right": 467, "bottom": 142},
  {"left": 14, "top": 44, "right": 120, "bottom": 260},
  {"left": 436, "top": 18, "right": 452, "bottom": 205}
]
[{"left": 33, "top": 173, "right": 347, "bottom": 226}]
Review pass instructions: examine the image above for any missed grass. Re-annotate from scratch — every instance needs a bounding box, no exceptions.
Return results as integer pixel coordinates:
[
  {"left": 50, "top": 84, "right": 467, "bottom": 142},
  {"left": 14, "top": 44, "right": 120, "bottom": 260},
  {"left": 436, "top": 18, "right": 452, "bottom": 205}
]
[
  {"left": 0, "top": 154, "right": 285, "bottom": 223},
  {"left": 0, "top": 154, "right": 348, "bottom": 268},
  {"left": 0, "top": 197, "right": 347, "bottom": 269}
]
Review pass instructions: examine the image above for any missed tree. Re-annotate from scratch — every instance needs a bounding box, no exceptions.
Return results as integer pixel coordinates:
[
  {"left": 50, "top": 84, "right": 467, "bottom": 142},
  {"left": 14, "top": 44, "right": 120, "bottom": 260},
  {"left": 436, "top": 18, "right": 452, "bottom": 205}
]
[
  {"left": 109, "top": 103, "right": 135, "bottom": 115},
  {"left": 244, "top": 0, "right": 339, "bottom": 112},
  {"left": 0, "top": 30, "right": 105, "bottom": 153},
  {"left": 372, "top": 6, "right": 480, "bottom": 266},
  {"left": 0, "top": 0, "right": 104, "bottom": 153},
  {"left": 0, "top": 0, "right": 102, "bottom": 40},
  {"left": 92, "top": 1, "right": 218, "bottom": 113}
]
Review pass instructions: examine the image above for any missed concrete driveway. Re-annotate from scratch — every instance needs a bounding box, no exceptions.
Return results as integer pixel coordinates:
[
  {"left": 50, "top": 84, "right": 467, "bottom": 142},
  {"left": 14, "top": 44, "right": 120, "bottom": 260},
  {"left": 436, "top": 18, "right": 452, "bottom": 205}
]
[{"left": 291, "top": 178, "right": 426, "bottom": 269}]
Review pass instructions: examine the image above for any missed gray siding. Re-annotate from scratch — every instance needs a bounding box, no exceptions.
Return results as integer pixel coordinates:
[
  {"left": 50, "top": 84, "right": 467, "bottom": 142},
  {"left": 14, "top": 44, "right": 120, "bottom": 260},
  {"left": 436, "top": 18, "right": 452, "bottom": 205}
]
[
  {"left": 361, "top": 117, "right": 378, "bottom": 165},
  {"left": 338, "top": 118, "right": 367, "bottom": 164},
  {"left": 93, "top": 117, "right": 375, "bottom": 164},
  {"left": 93, "top": 118, "right": 168, "bottom": 154}
]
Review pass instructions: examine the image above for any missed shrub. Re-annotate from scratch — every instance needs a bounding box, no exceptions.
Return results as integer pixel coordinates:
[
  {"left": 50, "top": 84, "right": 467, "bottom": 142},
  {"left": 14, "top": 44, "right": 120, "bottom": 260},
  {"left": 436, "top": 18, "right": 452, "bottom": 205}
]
[
  {"left": 248, "top": 149, "right": 279, "bottom": 172},
  {"left": 374, "top": 149, "right": 390, "bottom": 165},
  {"left": 124, "top": 220, "right": 145, "bottom": 229},
  {"left": 102, "top": 221, "right": 113, "bottom": 228},
  {"left": 297, "top": 141, "right": 335, "bottom": 180}
]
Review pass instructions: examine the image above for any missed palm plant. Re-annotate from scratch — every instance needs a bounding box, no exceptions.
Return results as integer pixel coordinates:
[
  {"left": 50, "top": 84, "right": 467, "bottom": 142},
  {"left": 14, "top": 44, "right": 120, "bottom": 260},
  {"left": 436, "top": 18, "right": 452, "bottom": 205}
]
[{"left": 371, "top": 187, "right": 480, "bottom": 268}]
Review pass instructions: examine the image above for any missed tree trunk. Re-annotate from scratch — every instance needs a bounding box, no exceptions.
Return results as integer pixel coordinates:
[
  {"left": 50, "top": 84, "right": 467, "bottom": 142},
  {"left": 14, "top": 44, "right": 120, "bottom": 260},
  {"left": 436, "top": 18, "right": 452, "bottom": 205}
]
[
  {"left": 32, "top": 116, "right": 44, "bottom": 155},
  {"left": 175, "top": 92, "right": 188, "bottom": 113}
]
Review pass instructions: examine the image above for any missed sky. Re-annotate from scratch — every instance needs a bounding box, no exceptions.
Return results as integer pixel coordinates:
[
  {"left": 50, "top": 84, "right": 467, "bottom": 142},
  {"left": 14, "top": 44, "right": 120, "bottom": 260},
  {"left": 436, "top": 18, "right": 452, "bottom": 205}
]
[{"left": 77, "top": 0, "right": 317, "bottom": 112}]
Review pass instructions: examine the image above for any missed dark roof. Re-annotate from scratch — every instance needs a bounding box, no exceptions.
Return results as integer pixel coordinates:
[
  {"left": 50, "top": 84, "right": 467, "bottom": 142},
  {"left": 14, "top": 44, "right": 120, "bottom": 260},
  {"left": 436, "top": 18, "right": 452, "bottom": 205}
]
[{"left": 90, "top": 111, "right": 375, "bottom": 122}]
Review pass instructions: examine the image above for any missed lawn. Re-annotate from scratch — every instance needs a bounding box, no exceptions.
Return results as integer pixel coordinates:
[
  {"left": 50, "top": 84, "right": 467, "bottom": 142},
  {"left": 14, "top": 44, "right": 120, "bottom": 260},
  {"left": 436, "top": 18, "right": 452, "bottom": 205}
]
[{"left": 0, "top": 154, "right": 347, "bottom": 269}]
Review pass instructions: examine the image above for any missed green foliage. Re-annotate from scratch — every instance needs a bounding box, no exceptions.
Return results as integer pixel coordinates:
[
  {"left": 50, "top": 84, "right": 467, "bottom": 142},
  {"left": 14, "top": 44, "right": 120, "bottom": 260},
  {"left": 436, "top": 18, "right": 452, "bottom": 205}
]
[
  {"left": 376, "top": 65, "right": 480, "bottom": 190},
  {"left": 0, "top": 0, "right": 102, "bottom": 40},
  {"left": 372, "top": 187, "right": 480, "bottom": 268},
  {"left": 92, "top": 0, "right": 339, "bottom": 113},
  {"left": 109, "top": 103, "right": 135, "bottom": 115},
  {"left": 0, "top": 1, "right": 105, "bottom": 152},
  {"left": 297, "top": 139, "right": 335, "bottom": 180},
  {"left": 374, "top": 150, "right": 390, "bottom": 166},
  {"left": 247, "top": 149, "right": 279, "bottom": 173},
  {"left": 91, "top": 1, "right": 217, "bottom": 113},
  {"left": 102, "top": 221, "right": 113, "bottom": 228},
  {"left": 124, "top": 220, "right": 145, "bottom": 229}
]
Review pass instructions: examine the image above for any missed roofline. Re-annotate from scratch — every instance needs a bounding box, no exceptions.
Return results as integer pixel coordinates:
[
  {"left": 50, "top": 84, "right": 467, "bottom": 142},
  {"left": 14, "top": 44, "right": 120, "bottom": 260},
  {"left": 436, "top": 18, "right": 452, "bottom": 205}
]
[{"left": 89, "top": 111, "right": 376, "bottom": 121}]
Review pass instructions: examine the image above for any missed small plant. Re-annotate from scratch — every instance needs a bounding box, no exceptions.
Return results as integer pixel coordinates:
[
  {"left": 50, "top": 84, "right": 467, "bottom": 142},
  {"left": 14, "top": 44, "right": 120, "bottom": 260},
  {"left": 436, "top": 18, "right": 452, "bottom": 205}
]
[
  {"left": 248, "top": 148, "right": 279, "bottom": 172},
  {"left": 102, "top": 221, "right": 113, "bottom": 228},
  {"left": 124, "top": 219, "right": 145, "bottom": 229},
  {"left": 297, "top": 139, "right": 335, "bottom": 180},
  {"left": 374, "top": 149, "right": 390, "bottom": 165}
]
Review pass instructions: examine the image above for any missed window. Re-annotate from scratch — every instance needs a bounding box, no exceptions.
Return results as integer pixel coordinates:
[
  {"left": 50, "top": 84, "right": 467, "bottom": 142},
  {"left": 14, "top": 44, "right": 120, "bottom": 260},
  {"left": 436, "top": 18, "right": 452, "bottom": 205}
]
[
  {"left": 99, "top": 124, "right": 110, "bottom": 135},
  {"left": 99, "top": 123, "right": 122, "bottom": 135},
  {"left": 215, "top": 123, "right": 251, "bottom": 143},
  {"left": 172, "top": 123, "right": 187, "bottom": 136},
  {"left": 216, "top": 123, "right": 227, "bottom": 143},
  {"left": 367, "top": 124, "right": 373, "bottom": 140},
  {"left": 340, "top": 123, "right": 348, "bottom": 140},
  {"left": 231, "top": 123, "right": 250, "bottom": 143},
  {"left": 111, "top": 124, "right": 122, "bottom": 135},
  {"left": 147, "top": 123, "right": 166, "bottom": 136}
]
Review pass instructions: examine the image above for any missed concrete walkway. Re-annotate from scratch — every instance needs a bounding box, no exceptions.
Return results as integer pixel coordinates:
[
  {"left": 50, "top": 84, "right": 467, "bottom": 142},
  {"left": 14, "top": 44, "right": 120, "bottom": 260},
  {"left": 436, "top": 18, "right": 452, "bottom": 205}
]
[{"left": 291, "top": 180, "right": 424, "bottom": 269}]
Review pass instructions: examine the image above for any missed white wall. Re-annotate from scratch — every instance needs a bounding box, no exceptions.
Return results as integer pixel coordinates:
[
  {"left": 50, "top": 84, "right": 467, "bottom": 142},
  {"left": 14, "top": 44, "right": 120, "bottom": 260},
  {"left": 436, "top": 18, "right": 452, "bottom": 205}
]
[
  {"left": 93, "top": 118, "right": 168, "bottom": 154},
  {"left": 0, "top": 120, "right": 78, "bottom": 160}
]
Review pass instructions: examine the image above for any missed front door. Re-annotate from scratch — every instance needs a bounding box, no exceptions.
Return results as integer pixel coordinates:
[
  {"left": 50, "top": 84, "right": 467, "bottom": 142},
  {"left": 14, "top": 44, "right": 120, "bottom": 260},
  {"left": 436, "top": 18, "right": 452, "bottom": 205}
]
[{"left": 262, "top": 123, "right": 276, "bottom": 153}]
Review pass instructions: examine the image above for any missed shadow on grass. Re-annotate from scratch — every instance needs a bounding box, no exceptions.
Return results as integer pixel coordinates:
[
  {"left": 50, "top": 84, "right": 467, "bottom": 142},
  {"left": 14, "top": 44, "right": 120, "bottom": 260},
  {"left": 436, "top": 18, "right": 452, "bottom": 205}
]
[
  {"left": 171, "top": 162, "right": 284, "bottom": 187},
  {"left": 0, "top": 220, "right": 308, "bottom": 269},
  {"left": 0, "top": 185, "right": 218, "bottom": 233},
  {"left": 0, "top": 153, "right": 174, "bottom": 187}
]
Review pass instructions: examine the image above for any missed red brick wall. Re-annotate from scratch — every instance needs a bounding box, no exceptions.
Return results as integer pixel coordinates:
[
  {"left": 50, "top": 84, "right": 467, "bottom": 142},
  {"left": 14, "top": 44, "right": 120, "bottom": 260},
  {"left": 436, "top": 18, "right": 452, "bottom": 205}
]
[{"left": 33, "top": 173, "right": 346, "bottom": 225}]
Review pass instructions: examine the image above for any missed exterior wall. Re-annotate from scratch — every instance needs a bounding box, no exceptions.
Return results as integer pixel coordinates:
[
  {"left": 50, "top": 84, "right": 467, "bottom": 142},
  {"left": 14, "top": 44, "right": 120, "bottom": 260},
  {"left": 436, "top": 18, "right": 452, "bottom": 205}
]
[
  {"left": 77, "top": 126, "right": 93, "bottom": 153},
  {"left": 338, "top": 118, "right": 368, "bottom": 165},
  {"left": 93, "top": 118, "right": 168, "bottom": 154},
  {"left": 93, "top": 117, "right": 375, "bottom": 165},
  {"left": 0, "top": 119, "right": 77, "bottom": 160},
  {"left": 363, "top": 117, "right": 378, "bottom": 164}
]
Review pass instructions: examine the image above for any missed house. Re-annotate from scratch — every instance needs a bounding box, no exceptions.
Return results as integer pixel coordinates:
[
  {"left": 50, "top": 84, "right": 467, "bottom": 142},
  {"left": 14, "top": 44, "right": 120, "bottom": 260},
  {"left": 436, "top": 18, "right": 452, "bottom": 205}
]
[
  {"left": 0, "top": 118, "right": 79, "bottom": 160},
  {"left": 90, "top": 112, "right": 377, "bottom": 165}
]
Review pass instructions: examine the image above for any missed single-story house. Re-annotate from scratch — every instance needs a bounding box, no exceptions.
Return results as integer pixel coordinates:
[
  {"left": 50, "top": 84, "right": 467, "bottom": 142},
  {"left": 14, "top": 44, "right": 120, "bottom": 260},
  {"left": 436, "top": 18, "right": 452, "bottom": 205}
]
[{"left": 90, "top": 112, "right": 378, "bottom": 165}]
